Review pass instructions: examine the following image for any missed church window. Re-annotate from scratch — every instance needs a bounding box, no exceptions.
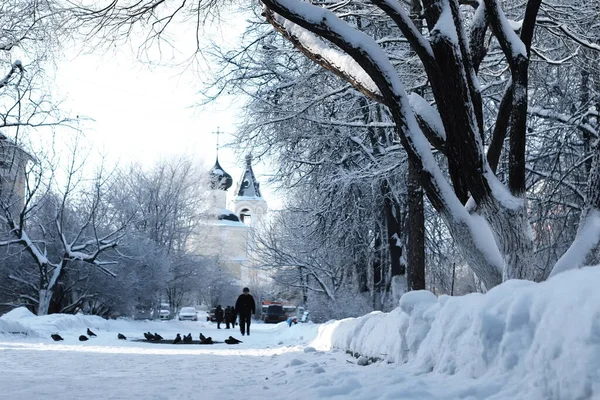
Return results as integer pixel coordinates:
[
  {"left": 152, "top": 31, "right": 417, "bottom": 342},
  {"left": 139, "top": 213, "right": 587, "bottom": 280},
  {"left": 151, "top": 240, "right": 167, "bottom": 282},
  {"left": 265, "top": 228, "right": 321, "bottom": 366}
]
[{"left": 240, "top": 208, "right": 252, "bottom": 224}]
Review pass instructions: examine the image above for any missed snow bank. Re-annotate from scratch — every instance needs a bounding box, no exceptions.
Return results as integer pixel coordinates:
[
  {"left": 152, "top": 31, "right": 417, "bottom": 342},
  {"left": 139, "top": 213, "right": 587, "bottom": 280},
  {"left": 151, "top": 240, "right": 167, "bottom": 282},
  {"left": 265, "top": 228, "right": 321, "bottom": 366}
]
[
  {"left": 0, "top": 307, "right": 37, "bottom": 337},
  {"left": 0, "top": 308, "right": 114, "bottom": 337},
  {"left": 1, "top": 306, "right": 37, "bottom": 320},
  {"left": 0, "top": 318, "right": 35, "bottom": 337},
  {"left": 312, "top": 267, "right": 600, "bottom": 399}
]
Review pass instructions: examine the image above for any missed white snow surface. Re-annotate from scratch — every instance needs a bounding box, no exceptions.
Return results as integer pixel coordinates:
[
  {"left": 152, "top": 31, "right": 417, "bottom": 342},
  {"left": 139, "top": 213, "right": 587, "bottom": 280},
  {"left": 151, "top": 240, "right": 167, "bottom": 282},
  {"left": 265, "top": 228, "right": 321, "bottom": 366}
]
[
  {"left": 431, "top": 1, "right": 458, "bottom": 43},
  {"left": 2, "top": 267, "right": 599, "bottom": 399},
  {"left": 408, "top": 93, "right": 446, "bottom": 140}
]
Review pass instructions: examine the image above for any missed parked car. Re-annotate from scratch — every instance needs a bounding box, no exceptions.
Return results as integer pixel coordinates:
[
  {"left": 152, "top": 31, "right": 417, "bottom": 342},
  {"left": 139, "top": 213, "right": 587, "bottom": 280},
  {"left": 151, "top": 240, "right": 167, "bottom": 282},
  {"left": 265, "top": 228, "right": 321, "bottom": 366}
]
[
  {"left": 207, "top": 307, "right": 217, "bottom": 322},
  {"left": 178, "top": 307, "right": 198, "bottom": 321},
  {"left": 262, "top": 304, "right": 288, "bottom": 323},
  {"left": 159, "top": 308, "right": 171, "bottom": 320}
]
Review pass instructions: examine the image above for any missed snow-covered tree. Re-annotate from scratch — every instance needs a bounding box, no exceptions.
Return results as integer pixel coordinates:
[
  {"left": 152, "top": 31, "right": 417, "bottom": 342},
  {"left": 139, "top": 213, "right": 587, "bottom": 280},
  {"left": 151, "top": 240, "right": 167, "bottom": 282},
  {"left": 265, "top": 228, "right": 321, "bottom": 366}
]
[
  {"left": 1, "top": 0, "right": 76, "bottom": 135},
  {"left": 69, "top": 0, "right": 599, "bottom": 289},
  {"left": 258, "top": 0, "right": 600, "bottom": 288},
  {"left": 116, "top": 157, "right": 209, "bottom": 256},
  {"left": 0, "top": 136, "right": 128, "bottom": 316}
]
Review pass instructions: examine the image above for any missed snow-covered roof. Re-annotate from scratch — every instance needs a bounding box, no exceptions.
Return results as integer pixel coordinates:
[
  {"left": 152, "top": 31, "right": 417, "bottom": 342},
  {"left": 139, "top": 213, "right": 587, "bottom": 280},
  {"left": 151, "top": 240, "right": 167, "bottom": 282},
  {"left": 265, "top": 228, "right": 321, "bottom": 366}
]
[
  {"left": 233, "top": 154, "right": 263, "bottom": 198},
  {"left": 209, "top": 207, "right": 247, "bottom": 227}
]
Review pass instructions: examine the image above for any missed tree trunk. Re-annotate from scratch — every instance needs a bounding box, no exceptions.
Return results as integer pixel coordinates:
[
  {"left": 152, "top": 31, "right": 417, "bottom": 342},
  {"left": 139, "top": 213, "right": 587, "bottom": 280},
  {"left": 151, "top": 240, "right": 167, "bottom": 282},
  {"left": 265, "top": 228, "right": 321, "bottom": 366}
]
[
  {"left": 38, "top": 289, "right": 52, "bottom": 316},
  {"left": 372, "top": 228, "right": 383, "bottom": 310},
  {"left": 407, "top": 158, "right": 425, "bottom": 290},
  {"left": 478, "top": 199, "right": 537, "bottom": 282},
  {"left": 382, "top": 180, "right": 405, "bottom": 277}
]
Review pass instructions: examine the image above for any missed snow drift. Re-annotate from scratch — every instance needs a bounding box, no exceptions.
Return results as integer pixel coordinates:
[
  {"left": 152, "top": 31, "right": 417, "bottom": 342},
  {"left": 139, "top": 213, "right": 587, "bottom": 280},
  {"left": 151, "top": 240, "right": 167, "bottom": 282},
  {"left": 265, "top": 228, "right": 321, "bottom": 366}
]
[{"left": 312, "top": 266, "right": 600, "bottom": 399}]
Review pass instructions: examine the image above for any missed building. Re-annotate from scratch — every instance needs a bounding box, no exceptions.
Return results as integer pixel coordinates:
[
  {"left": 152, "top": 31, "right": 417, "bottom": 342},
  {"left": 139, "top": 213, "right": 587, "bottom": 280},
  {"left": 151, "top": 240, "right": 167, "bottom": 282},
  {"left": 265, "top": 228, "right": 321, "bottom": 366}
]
[
  {"left": 0, "top": 133, "right": 32, "bottom": 219},
  {"left": 195, "top": 154, "right": 268, "bottom": 283}
]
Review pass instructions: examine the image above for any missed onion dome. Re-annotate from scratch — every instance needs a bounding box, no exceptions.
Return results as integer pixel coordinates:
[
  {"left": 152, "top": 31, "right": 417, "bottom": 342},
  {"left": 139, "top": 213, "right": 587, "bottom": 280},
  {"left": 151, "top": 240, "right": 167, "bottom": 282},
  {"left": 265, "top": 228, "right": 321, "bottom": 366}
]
[{"left": 209, "top": 158, "right": 233, "bottom": 191}]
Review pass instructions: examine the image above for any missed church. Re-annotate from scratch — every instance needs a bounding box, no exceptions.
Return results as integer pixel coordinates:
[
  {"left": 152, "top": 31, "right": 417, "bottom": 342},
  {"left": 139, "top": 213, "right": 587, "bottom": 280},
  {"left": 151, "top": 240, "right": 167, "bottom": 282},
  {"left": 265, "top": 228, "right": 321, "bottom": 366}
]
[{"left": 197, "top": 153, "right": 268, "bottom": 285}]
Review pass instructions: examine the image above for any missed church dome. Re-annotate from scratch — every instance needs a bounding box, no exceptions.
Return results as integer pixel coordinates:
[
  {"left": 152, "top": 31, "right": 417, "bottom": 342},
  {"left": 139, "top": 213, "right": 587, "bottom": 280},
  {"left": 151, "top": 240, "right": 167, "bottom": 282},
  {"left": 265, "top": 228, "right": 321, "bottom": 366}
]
[{"left": 209, "top": 158, "right": 233, "bottom": 191}]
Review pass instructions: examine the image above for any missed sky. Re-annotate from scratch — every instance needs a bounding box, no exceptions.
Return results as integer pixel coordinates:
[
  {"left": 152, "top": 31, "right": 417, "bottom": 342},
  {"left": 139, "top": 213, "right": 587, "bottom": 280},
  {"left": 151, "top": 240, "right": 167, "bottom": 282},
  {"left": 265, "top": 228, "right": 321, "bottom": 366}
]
[
  {"left": 1, "top": 265, "right": 598, "bottom": 399},
  {"left": 52, "top": 7, "right": 282, "bottom": 210}
]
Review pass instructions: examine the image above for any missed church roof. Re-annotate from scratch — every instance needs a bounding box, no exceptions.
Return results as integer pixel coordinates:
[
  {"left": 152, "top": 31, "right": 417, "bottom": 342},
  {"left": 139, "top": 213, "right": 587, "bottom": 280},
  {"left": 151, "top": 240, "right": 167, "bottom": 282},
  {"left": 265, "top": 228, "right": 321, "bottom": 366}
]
[
  {"left": 208, "top": 157, "right": 233, "bottom": 191},
  {"left": 234, "top": 154, "right": 262, "bottom": 198},
  {"left": 208, "top": 207, "right": 247, "bottom": 227}
]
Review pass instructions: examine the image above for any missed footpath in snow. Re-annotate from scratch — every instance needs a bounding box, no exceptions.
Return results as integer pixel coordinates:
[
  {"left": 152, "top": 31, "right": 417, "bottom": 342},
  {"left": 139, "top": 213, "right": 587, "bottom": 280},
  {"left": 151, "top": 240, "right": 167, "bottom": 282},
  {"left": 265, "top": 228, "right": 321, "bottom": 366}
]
[{"left": 1, "top": 267, "right": 599, "bottom": 399}]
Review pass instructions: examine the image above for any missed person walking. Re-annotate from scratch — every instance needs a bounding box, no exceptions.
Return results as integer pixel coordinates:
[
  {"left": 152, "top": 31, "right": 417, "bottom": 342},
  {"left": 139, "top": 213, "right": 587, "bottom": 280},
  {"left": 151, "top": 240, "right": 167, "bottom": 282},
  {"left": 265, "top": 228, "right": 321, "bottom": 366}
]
[
  {"left": 224, "top": 306, "right": 232, "bottom": 329},
  {"left": 234, "top": 287, "right": 255, "bottom": 336},
  {"left": 215, "top": 305, "right": 224, "bottom": 329}
]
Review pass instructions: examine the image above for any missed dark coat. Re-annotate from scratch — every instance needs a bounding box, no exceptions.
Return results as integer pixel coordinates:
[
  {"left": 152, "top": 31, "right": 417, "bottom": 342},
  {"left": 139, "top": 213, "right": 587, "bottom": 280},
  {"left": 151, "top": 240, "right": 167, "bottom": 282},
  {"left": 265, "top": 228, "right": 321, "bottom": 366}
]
[
  {"left": 235, "top": 293, "right": 256, "bottom": 317},
  {"left": 215, "top": 306, "right": 224, "bottom": 322},
  {"left": 225, "top": 306, "right": 233, "bottom": 322}
]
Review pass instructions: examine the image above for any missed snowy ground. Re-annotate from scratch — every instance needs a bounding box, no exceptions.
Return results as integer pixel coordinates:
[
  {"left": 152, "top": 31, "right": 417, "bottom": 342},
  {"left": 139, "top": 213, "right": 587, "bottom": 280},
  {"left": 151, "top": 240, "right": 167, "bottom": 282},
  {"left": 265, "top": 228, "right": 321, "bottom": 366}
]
[
  {"left": 0, "top": 318, "right": 489, "bottom": 400},
  {"left": 2, "top": 267, "right": 599, "bottom": 399}
]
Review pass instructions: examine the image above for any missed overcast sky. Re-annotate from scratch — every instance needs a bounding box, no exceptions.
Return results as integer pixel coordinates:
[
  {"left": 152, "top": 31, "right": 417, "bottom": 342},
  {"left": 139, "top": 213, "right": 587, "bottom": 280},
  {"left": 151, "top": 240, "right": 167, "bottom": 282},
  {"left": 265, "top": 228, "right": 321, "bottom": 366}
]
[{"left": 53, "top": 9, "right": 282, "bottom": 210}]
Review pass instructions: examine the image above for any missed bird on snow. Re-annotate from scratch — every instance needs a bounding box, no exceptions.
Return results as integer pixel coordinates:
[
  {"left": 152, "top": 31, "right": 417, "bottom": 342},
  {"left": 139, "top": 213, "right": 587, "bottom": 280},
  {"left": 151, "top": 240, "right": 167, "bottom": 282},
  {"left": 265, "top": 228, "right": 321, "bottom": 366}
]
[
  {"left": 200, "top": 336, "right": 213, "bottom": 345},
  {"left": 87, "top": 328, "right": 97, "bottom": 337},
  {"left": 172, "top": 333, "right": 182, "bottom": 344},
  {"left": 225, "top": 336, "right": 242, "bottom": 344},
  {"left": 143, "top": 332, "right": 153, "bottom": 341},
  {"left": 183, "top": 333, "right": 192, "bottom": 344},
  {"left": 154, "top": 333, "right": 163, "bottom": 341},
  {"left": 118, "top": 333, "right": 127, "bottom": 340},
  {"left": 51, "top": 334, "right": 64, "bottom": 341},
  {"left": 199, "top": 333, "right": 207, "bottom": 341},
  {"left": 79, "top": 335, "right": 89, "bottom": 341}
]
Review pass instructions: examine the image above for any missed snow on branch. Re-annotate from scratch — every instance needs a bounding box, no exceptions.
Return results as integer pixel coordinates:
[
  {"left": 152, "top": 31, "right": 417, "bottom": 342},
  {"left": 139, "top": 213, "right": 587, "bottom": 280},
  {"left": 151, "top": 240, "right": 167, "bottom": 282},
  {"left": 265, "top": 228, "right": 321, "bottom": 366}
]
[
  {"left": 536, "top": 17, "right": 600, "bottom": 52},
  {"left": 264, "top": 10, "right": 384, "bottom": 103},
  {"left": 530, "top": 47, "right": 578, "bottom": 65},
  {"left": 430, "top": 1, "right": 459, "bottom": 45},
  {"left": 483, "top": 0, "right": 528, "bottom": 64},
  {"left": 0, "top": 61, "right": 24, "bottom": 89},
  {"left": 371, "top": 0, "right": 436, "bottom": 71},
  {"left": 528, "top": 106, "right": 598, "bottom": 139},
  {"left": 408, "top": 93, "right": 446, "bottom": 152},
  {"left": 551, "top": 209, "right": 600, "bottom": 276},
  {"left": 8, "top": 274, "right": 39, "bottom": 292}
]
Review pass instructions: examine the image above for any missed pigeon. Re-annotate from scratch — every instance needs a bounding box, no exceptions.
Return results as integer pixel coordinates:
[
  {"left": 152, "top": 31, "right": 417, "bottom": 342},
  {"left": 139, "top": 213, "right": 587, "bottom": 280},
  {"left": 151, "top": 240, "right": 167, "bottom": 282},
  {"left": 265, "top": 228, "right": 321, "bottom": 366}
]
[
  {"left": 51, "top": 334, "right": 64, "bottom": 341},
  {"left": 199, "top": 333, "right": 207, "bottom": 341},
  {"left": 227, "top": 336, "right": 242, "bottom": 344},
  {"left": 200, "top": 336, "right": 213, "bottom": 345},
  {"left": 172, "top": 333, "right": 182, "bottom": 344},
  {"left": 79, "top": 335, "right": 89, "bottom": 341},
  {"left": 87, "top": 328, "right": 97, "bottom": 337},
  {"left": 118, "top": 333, "right": 127, "bottom": 340},
  {"left": 154, "top": 333, "right": 163, "bottom": 341},
  {"left": 183, "top": 333, "right": 192, "bottom": 344}
]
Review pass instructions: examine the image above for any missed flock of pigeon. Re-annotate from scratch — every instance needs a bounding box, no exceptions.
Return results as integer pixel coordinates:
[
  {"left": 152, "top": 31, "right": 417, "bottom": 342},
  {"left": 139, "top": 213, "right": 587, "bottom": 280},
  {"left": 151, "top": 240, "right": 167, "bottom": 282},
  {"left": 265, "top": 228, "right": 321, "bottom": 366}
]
[
  {"left": 50, "top": 328, "right": 127, "bottom": 342},
  {"left": 145, "top": 331, "right": 243, "bottom": 345},
  {"left": 49, "top": 328, "right": 242, "bottom": 345}
]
